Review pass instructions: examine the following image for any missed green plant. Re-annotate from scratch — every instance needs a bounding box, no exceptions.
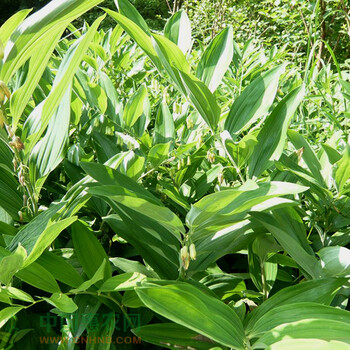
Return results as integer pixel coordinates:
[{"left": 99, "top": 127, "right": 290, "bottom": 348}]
[{"left": 0, "top": 0, "right": 349, "bottom": 349}]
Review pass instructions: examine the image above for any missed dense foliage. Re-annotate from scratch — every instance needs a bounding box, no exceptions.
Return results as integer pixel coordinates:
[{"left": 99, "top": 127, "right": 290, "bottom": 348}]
[{"left": 0, "top": 0, "right": 349, "bottom": 349}]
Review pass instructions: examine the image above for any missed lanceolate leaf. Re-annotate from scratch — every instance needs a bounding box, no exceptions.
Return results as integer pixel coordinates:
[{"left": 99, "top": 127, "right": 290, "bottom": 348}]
[
  {"left": 115, "top": 0, "right": 150, "bottom": 35},
  {"left": 154, "top": 100, "right": 175, "bottom": 144},
  {"left": 225, "top": 65, "right": 285, "bottom": 136},
  {"left": 265, "top": 339, "right": 350, "bottom": 350},
  {"left": 248, "top": 85, "right": 305, "bottom": 178},
  {"left": 248, "top": 302, "right": 350, "bottom": 338},
  {"left": 71, "top": 220, "right": 112, "bottom": 282},
  {"left": 287, "top": 129, "right": 324, "bottom": 185},
  {"left": 136, "top": 281, "right": 246, "bottom": 349},
  {"left": 104, "top": 8, "right": 161, "bottom": 68},
  {"left": 29, "top": 86, "right": 71, "bottom": 186},
  {"left": 133, "top": 323, "right": 222, "bottom": 350},
  {"left": 7, "top": 203, "right": 77, "bottom": 267},
  {"left": 22, "top": 16, "right": 104, "bottom": 155},
  {"left": 164, "top": 10, "right": 192, "bottom": 54},
  {"left": 178, "top": 70, "right": 221, "bottom": 130},
  {"left": 10, "top": 27, "right": 64, "bottom": 129},
  {"left": 196, "top": 26, "right": 234, "bottom": 92},
  {"left": 255, "top": 319, "right": 350, "bottom": 348},
  {"left": 1, "top": 0, "right": 103, "bottom": 83},
  {"left": 335, "top": 145, "right": 350, "bottom": 193},
  {"left": 123, "top": 84, "right": 148, "bottom": 128},
  {"left": 245, "top": 278, "right": 346, "bottom": 333},
  {"left": 0, "top": 9, "right": 31, "bottom": 47}
]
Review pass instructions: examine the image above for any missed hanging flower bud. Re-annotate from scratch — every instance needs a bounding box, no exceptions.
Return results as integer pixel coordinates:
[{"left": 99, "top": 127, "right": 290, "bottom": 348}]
[
  {"left": 0, "top": 81, "right": 11, "bottom": 103},
  {"left": 189, "top": 243, "right": 196, "bottom": 261},
  {"left": 6, "top": 124, "right": 14, "bottom": 138},
  {"left": 186, "top": 117, "right": 194, "bottom": 129},
  {"left": 9, "top": 136, "right": 24, "bottom": 151},
  {"left": 12, "top": 159, "right": 17, "bottom": 172},
  {"left": 180, "top": 246, "right": 190, "bottom": 270},
  {"left": 23, "top": 194, "right": 28, "bottom": 207},
  {"left": 186, "top": 156, "right": 191, "bottom": 166},
  {"left": 296, "top": 147, "right": 304, "bottom": 163},
  {"left": 19, "top": 175, "right": 26, "bottom": 186},
  {"left": 177, "top": 160, "right": 181, "bottom": 170},
  {"left": 207, "top": 150, "right": 215, "bottom": 164},
  {"left": 218, "top": 171, "right": 224, "bottom": 185},
  {"left": 180, "top": 158, "right": 185, "bottom": 168},
  {"left": 174, "top": 102, "right": 181, "bottom": 114},
  {"left": 196, "top": 135, "right": 203, "bottom": 149},
  {"left": 18, "top": 211, "right": 23, "bottom": 223}
]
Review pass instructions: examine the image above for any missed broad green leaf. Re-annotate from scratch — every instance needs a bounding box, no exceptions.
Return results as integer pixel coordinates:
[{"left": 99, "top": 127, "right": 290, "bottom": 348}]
[
  {"left": 70, "top": 259, "right": 106, "bottom": 293},
  {"left": 250, "top": 208, "right": 322, "bottom": 279},
  {"left": 152, "top": 34, "right": 190, "bottom": 73},
  {"left": 248, "top": 85, "right": 305, "bottom": 178},
  {"left": 248, "top": 235, "right": 278, "bottom": 295},
  {"left": 119, "top": 151, "right": 145, "bottom": 180},
  {"left": 148, "top": 143, "right": 171, "bottom": 167},
  {"left": 123, "top": 84, "right": 148, "bottom": 127},
  {"left": 86, "top": 308, "right": 115, "bottom": 350},
  {"left": 0, "top": 244, "right": 60, "bottom": 292},
  {"left": 152, "top": 34, "right": 190, "bottom": 93},
  {"left": 178, "top": 70, "right": 221, "bottom": 130},
  {"left": 10, "top": 27, "right": 64, "bottom": 129},
  {"left": 99, "top": 71, "right": 123, "bottom": 125},
  {"left": 104, "top": 8, "right": 161, "bottom": 68},
  {"left": 29, "top": 87, "right": 71, "bottom": 185},
  {"left": 164, "top": 10, "right": 192, "bottom": 54},
  {"left": 0, "top": 244, "right": 26, "bottom": 285},
  {"left": 321, "top": 144, "right": 342, "bottom": 164},
  {"left": 105, "top": 213, "right": 180, "bottom": 279},
  {"left": 196, "top": 26, "right": 233, "bottom": 92},
  {"left": 115, "top": 0, "right": 150, "bottom": 35},
  {"left": 245, "top": 278, "right": 345, "bottom": 333},
  {"left": 1, "top": 0, "right": 103, "bottom": 83},
  {"left": 71, "top": 220, "right": 112, "bottom": 281},
  {"left": 110, "top": 257, "right": 158, "bottom": 278},
  {"left": 187, "top": 181, "right": 308, "bottom": 240},
  {"left": 318, "top": 246, "right": 350, "bottom": 277},
  {"left": 266, "top": 339, "right": 350, "bottom": 350},
  {"left": 86, "top": 82, "right": 108, "bottom": 114},
  {"left": 0, "top": 306, "right": 24, "bottom": 328},
  {"left": 16, "top": 261, "right": 61, "bottom": 293},
  {"left": 335, "top": 146, "right": 350, "bottom": 193},
  {"left": 36, "top": 250, "right": 84, "bottom": 288},
  {"left": 154, "top": 100, "right": 175, "bottom": 144},
  {"left": 225, "top": 65, "right": 285, "bottom": 135},
  {"left": 80, "top": 162, "right": 161, "bottom": 205},
  {"left": 249, "top": 302, "right": 350, "bottom": 338},
  {"left": 70, "top": 295, "right": 101, "bottom": 338},
  {"left": 287, "top": 129, "right": 324, "bottom": 185},
  {"left": 0, "top": 286, "right": 33, "bottom": 303},
  {"left": 136, "top": 281, "right": 246, "bottom": 349},
  {"left": 22, "top": 16, "right": 104, "bottom": 155},
  {"left": 0, "top": 9, "right": 31, "bottom": 47},
  {"left": 99, "top": 272, "right": 146, "bottom": 292},
  {"left": 255, "top": 319, "right": 350, "bottom": 348},
  {"left": 222, "top": 131, "right": 258, "bottom": 168},
  {"left": 133, "top": 323, "right": 221, "bottom": 350},
  {"left": 87, "top": 192, "right": 184, "bottom": 238},
  {"left": 0, "top": 166, "right": 23, "bottom": 219},
  {"left": 43, "top": 293, "right": 78, "bottom": 313},
  {"left": 7, "top": 203, "right": 77, "bottom": 268}
]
